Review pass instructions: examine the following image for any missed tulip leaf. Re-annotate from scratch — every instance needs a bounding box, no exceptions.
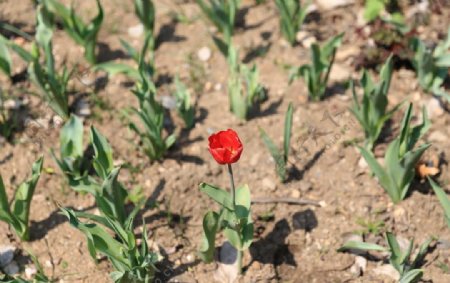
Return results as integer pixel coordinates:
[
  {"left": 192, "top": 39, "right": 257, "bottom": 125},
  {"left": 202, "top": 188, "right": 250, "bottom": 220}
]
[
  {"left": 283, "top": 102, "right": 293, "bottom": 163},
  {"left": 0, "top": 157, "right": 43, "bottom": 241},
  {"left": 428, "top": 177, "right": 450, "bottom": 228},
  {"left": 260, "top": 127, "right": 286, "bottom": 182},
  {"left": 90, "top": 126, "right": 114, "bottom": 180},
  {"left": 198, "top": 211, "right": 220, "bottom": 263},
  {"left": 399, "top": 269, "right": 423, "bottom": 283},
  {"left": 338, "top": 241, "right": 387, "bottom": 252},
  {"left": 199, "top": 183, "right": 233, "bottom": 211}
]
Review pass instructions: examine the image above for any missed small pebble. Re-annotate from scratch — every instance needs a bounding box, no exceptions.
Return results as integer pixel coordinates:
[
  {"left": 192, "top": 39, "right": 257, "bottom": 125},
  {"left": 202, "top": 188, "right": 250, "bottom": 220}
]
[
  {"left": 3, "top": 261, "right": 19, "bottom": 275},
  {"left": 128, "top": 24, "right": 144, "bottom": 38},
  {"left": 197, "top": 46, "right": 212, "bottom": 62}
]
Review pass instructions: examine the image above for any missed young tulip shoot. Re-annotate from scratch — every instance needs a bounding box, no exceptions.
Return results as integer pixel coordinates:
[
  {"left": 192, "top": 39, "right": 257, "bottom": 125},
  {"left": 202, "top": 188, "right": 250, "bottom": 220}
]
[
  {"left": 339, "top": 232, "right": 432, "bottom": 283},
  {"left": 359, "top": 103, "right": 431, "bottom": 203},
  {"left": 260, "top": 103, "right": 294, "bottom": 182},
  {"left": 289, "top": 33, "right": 344, "bottom": 101},
  {"left": 0, "top": 157, "right": 43, "bottom": 241},
  {"left": 199, "top": 129, "right": 253, "bottom": 275}
]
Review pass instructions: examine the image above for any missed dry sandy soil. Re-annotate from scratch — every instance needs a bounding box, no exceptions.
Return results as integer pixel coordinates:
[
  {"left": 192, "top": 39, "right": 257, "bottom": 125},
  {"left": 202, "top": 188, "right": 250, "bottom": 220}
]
[{"left": 1, "top": 0, "right": 450, "bottom": 282}]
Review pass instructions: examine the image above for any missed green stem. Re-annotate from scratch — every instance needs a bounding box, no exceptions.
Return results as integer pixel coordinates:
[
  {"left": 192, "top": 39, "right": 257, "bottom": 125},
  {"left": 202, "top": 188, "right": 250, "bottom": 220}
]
[
  {"left": 237, "top": 248, "right": 243, "bottom": 275},
  {"left": 227, "top": 164, "right": 236, "bottom": 212},
  {"left": 227, "top": 164, "right": 243, "bottom": 274}
]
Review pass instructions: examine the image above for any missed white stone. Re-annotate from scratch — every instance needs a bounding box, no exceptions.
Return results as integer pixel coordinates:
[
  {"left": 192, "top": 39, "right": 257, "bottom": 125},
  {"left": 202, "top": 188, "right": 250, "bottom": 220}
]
[
  {"left": 214, "top": 83, "right": 222, "bottom": 91},
  {"left": 52, "top": 115, "right": 64, "bottom": 127},
  {"left": 197, "top": 46, "right": 212, "bottom": 62},
  {"left": 358, "top": 156, "right": 368, "bottom": 169},
  {"left": 128, "top": 24, "right": 144, "bottom": 38},
  {"left": 426, "top": 97, "right": 445, "bottom": 118},
  {"left": 315, "top": 0, "right": 355, "bottom": 10},
  {"left": 302, "top": 36, "right": 317, "bottom": 49},
  {"left": 160, "top": 95, "right": 177, "bottom": 110},
  {"left": 25, "top": 266, "right": 37, "bottom": 279}
]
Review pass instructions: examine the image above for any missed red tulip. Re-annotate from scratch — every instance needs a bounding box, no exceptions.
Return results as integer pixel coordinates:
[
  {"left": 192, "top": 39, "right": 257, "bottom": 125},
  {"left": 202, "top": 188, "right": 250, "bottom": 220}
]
[{"left": 208, "top": 129, "right": 243, "bottom": 164}]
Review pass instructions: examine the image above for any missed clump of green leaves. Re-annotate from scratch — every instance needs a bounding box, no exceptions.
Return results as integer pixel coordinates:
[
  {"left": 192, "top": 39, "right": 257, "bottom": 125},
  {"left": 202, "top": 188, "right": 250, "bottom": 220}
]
[
  {"left": 350, "top": 55, "right": 401, "bottom": 150},
  {"left": 339, "top": 232, "right": 432, "bottom": 283},
  {"left": 44, "top": 0, "right": 104, "bottom": 65},
  {"left": 410, "top": 28, "right": 450, "bottom": 102},
  {"left": 195, "top": 0, "right": 240, "bottom": 47},
  {"left": 289, "top": 33, "right": 344, "bottom": 101},
  {"left": 61, "top": 208, "right": 158, "bottom": 282},
  {"left": 359, "top": 103, "right": 430, "bottom": 204},
  {"left": 428, "top": 177, "right": 450, "bottom": 229},
  {"left": 259, "top": 103, "right": 293, "bottom": 182},
  {"left": 0, "top": 157, "right": 43, "bottom": 241},
  {"left": 275, "top": 0, "right": 310, "bottom": 46},
  {"left": 195, "top": 0, "right": 266, "bottom": 120},
  {"left": 51, "top": 115, "right": 91, "bottom": 181},
  {"left": 199, "top": 182, "right": 253, "bottom": 274},
  {"left": 129, "top": 61, "right": 176, "bottom": 161},
  {"left": 29, "top": 4, "right": 72, "bottom": 120},
  {"left": 174, "top": 75, "right": 195, "bottom": 129},
  {"left": 227, "top": 46, "right": 267, "bottom": 120}
]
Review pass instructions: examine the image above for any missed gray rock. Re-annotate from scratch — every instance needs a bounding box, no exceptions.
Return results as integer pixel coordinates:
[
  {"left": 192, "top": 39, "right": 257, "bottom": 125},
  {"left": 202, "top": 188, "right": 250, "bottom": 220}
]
[
  {"left": 3, "top": 261, "right": 19, "bottom": 275},
  {"left": 160, "top": 95, "right": 177, "bottom": 110},
  {"left": 0, "top": 245, "right": 15, "bottom": 267},
  {"left": 215, "top": 242, "right": 239, "bottom": 283}
]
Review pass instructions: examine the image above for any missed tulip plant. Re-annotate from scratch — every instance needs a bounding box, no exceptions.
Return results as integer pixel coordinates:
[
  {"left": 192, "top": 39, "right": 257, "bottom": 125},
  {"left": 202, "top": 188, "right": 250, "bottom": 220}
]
[
  {"left": 195, "top": 0, "right": 240, "bottom": 49},
  {"left": 259, "top": 103, "right": 293, "bottom": 182},
  {"left": 196, "top": 0, "right": 265, "bottom": 120},
  {"left": 350, "top": 56, "right": 401, "bottom": 150},
  {"left": 199, "top": 129, "right": 253, "bottom": 275},
  {"left": 339, "top": 232, "right": 432, "bottom": 283},
  {"left": 289, "top": 33, "right": 344, "bottom": 101},
  {"left": 275, "top": 0, "right": 310, "bottom": 46},
  {"left": 0, "top": 157, "right": 43, "bottom": 241},
  {"left": 29, "top": 4, "right": 72, "bottom": 120},
  {"left": 428, "top": 177, "right": 450, "bottom": 229},
  {"left": 410, "top": 27, "right": 450, "bottom": 102},
  {"left": 359, "top": 103, "right": 430, "bottom": 204},
  {"left": 44, "top": 0, "right": 104, "bottom": 65},
  {"left": 174, "top": 75, "right": 195, "bottom": 129},
  {"left": 51, "top": 115, "right": 89, "bottom": 180},
  {"left": 227, "top": 46, "right": 267, "bottom": 120},
  {"left": 61, "top": 208, "right": 158, "bottom": 282},
  {"left": 129, "top": 60, "right": 176, "bottom": 161}
]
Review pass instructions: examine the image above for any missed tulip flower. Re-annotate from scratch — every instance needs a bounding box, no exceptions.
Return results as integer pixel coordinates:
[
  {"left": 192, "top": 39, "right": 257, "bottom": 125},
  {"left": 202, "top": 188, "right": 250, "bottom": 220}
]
[{"left": 208, "top": 129, "right": 243, "bottom": 165}]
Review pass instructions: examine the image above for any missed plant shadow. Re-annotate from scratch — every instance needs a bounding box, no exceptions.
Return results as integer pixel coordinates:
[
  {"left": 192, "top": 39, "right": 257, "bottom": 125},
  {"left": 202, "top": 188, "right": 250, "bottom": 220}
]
[{"left": 155, "top": 20, "right": 187, "bottom": 50}]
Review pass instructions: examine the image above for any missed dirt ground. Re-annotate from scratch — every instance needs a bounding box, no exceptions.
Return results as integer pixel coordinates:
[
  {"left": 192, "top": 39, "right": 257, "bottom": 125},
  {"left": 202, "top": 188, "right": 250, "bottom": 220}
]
[{"left": 1, "top": 0, "right": 450, "bottom": 282}]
